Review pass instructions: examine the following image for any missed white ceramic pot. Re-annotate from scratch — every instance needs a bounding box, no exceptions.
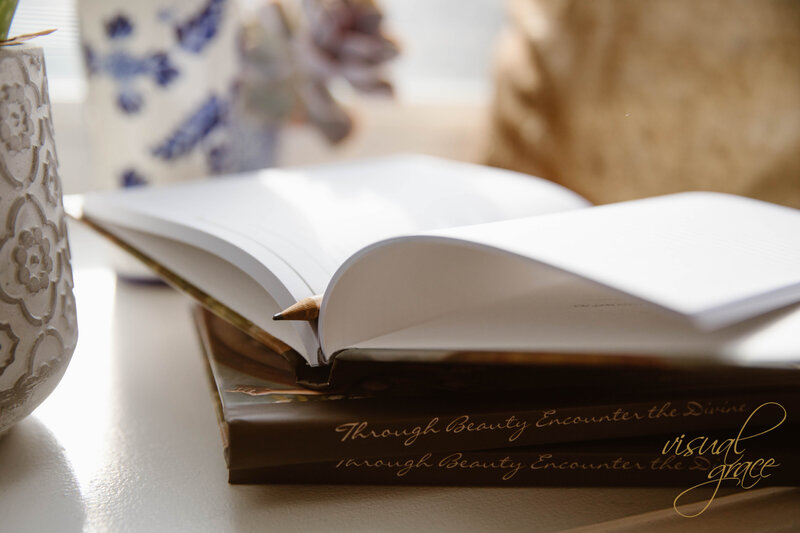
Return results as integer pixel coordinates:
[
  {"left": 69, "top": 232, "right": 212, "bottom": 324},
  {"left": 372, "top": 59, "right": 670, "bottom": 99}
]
[{"left": 0, "top": 43, "right": 77, "bottom": 435}]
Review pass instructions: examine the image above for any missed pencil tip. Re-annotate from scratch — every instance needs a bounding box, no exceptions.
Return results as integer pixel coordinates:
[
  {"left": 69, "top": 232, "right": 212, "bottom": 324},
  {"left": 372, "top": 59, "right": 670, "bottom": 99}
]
[{"left": 272, "top": 313, "right": 284, "bottom": 321}]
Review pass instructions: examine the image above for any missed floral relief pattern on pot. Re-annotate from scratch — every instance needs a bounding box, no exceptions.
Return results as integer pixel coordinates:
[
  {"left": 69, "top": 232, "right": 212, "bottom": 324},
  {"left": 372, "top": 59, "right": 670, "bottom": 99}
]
[{"left": 0, "top": 44, "right": 77, "bottom": 436}]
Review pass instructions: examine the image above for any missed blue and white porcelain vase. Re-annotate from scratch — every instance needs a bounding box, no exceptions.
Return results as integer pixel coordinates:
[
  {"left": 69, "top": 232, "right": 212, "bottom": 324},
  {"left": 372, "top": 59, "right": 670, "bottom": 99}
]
[
  {"left": 0, "top": 44, "right": 78, "bottom": 435},
  {"left": 78, "top": 0, "right": 246, "bottom": 190}
]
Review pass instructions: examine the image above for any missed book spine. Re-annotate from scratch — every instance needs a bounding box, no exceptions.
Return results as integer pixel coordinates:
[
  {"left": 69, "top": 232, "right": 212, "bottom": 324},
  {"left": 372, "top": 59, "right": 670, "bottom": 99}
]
[
  {"left": 227, "top": 445, "right": 800, "bottom": 486},
  {"left": 227, "top": 390, "right": 800, "bottom": 469}
]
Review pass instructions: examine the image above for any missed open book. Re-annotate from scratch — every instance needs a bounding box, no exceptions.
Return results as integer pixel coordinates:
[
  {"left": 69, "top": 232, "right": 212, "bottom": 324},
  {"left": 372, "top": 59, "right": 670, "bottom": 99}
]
[{"left": 70, "top": 155, "right": 800, "bottom": 372}]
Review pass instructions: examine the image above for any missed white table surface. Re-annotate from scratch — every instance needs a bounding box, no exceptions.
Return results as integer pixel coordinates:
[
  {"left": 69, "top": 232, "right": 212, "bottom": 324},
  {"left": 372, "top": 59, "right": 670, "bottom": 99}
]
[{"left": 1, "top": 221, "right": 798, "bottom": 533}]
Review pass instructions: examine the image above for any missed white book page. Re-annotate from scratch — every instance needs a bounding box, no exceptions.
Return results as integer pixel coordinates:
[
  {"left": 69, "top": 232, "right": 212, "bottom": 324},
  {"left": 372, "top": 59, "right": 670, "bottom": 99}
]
[
  {"left": 321, "top": 192, "right": 800, "bottom": 362},
  {"left": 79, "top": 155, "right": 589, "bottom": 364},
  {"left": 106, "top": 224, "right": 312, "bottom": 359},
  {"left": 82, "top": 155, "right": 588, "bottom": 297},
  {"left": 348, "top": 278, "right": 800, "bottom": 366},
  {"left": 431, "top": 192, "right": 800, "bottom": 329}
]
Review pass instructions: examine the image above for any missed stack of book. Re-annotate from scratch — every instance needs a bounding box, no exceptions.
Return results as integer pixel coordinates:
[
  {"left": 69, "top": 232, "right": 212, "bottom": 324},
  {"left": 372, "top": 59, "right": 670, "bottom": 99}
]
[{"left": 71, "top": 155, "right": 800, "bottom": 486}]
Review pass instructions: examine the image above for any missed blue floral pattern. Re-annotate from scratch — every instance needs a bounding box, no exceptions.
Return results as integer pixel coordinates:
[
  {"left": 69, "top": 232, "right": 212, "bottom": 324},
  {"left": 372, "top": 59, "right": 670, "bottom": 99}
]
[
  {"left": 82, "top": 0, "right": 238, "bottom": 175},
  {"left": 206, "top": 144, "right": 230, "bottom": 173},
  {"left": 120, "top": 168, "right": 148, "bottom": 188},
  {"left": 117, "top": 89, "right": 143, "bottom": 113},
  {"left": 102, "top": 50, "right": 148, "bottom": 79},
  {"left": 148, "top": 53, "right": 180, "bottom": 86},
  {"left": 83, "top": 12, "right": 180, "bottom": 115},
  {"left": 151, "top": 95, "right": 228, "bottom": 160},
  {"left": 82, "top": 44, "right": 96, "bottom": 74},
  {"left": 105, "top": 14, "right": 133, "bottom": 39},
  {"left": 175, "top": 0, "right": 227, "bottom": 53}
]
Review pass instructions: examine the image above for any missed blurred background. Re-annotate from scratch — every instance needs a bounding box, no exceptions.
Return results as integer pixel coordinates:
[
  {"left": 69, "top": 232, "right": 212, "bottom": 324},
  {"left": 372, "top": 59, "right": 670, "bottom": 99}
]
[
  {"left": 9, "top": 0, "right": 800, "bottom": 207},
  {"left": 11, "top": 0, "right": 504, "bottom": 194}
]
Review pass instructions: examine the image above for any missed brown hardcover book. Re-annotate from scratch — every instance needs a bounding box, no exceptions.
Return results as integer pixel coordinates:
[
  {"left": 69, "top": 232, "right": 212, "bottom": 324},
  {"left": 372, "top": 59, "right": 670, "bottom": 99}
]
[
  {"left": 194, "top": 307, "right": 800, "bottom": 481},
  {"left": 228, "top": 432, "right": 800, "bottom": 486}
]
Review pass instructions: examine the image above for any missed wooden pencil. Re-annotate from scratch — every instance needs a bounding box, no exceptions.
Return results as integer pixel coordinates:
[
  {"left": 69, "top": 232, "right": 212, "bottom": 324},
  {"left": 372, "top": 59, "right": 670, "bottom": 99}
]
[{"left": 272, "top": 295, "right": 324, "bottom": 321}]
